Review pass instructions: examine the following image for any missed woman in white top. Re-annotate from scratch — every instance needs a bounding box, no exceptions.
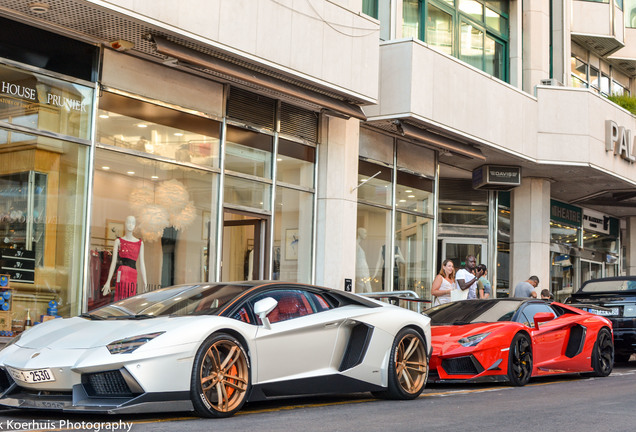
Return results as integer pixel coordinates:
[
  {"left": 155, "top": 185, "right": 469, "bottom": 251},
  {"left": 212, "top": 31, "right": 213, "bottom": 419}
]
[{"left": 431, "top": 259, "right": 455, "bottom": 306}]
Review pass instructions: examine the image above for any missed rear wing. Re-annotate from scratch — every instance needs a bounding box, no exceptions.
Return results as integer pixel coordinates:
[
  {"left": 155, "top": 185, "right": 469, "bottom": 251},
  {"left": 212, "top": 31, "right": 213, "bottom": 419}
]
[{"left": 359, "top": 291, "right": 431, "bottom": 313}]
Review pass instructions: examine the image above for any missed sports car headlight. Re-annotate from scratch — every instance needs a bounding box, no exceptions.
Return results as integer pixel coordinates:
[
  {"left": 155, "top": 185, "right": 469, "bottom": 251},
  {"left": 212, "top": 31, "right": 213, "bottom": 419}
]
[
  {"left": 107, "top": 332, "right": 165, "bottom": 354},
  {"left": 458, "top": 332, "right": 491, "bottom": 347}
]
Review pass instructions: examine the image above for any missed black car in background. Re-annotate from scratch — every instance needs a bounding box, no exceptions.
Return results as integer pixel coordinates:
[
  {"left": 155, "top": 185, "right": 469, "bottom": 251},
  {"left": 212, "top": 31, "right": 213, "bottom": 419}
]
[{"left": 566, "top": 276, "right": 636, "bottom": 363}]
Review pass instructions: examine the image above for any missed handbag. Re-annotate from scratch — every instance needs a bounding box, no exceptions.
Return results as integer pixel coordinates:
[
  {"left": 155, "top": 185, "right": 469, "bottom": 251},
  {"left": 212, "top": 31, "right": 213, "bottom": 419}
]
[{"left": 450, "top": 287, "right": 468, "bottom": 302}]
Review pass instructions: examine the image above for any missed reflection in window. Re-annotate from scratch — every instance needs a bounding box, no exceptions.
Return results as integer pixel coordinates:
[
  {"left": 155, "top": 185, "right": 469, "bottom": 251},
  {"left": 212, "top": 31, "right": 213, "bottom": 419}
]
[
  {"left": 97, "top": 92, "right": 220, "bottom": 168},
  {"left": 459, "top": 0, "right": 484, "bottom": 21},
  {"left": 225, "top": 126, "right": 273, "bottom": 178},
  {"left": 626, "top": 0, "right": 636, "bottom": 27},
  {"left": 224, "top": 175, "right": 271, "bottom": 211},
  {"left": 274, "top": 186, "right": 313, "bottom": 283},
  {"left": 0, "top": 129, "right": 89, "bottom": 317},
  {"left": 277, "top": 139, "right": 315, "bottom": 188},
  {"left": 90, "top": 149, "right": 217, "bottom": 309},
  {"left": 395, "top": 211, "right": 434, "bottom": 301},
  {"left": 357, "top": 203, "right": 391, "bottom": 293},
  {"left": 402, "top": 0, "right": 508, "bottom": 81},
  {"left": 570, "top": 56, "right": 588, "bottom": 88},
  {"left": 403, "top": 0, "right": 421, "bottom": 38},
  {"left": 427, "top": 4, "right": 453, "bottom": 55},
  {"left": 460, "top": 21, "right": 484, "bottom": 70},
  {"left": 600, "top": 72, "right": 611, "bottom": 95},
  {"left": 357, "top": 160, "right": 393, "bottom": 206},
  {"left": 485, "top": 36, "right": 504, "bottom": 78}
]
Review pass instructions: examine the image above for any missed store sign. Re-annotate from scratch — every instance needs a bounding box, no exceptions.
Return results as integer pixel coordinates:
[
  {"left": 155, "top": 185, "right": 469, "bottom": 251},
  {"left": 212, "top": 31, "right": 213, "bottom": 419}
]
[
  {"left": 605, "top": 120, "right": 636, "bottom": 163},
  {"left": 0, "top": 249, "right": 35, "bottom": 284},
  {"left": 583, "top": 208, "right": 611, "bottom": 235},
  {"left": 551, "top": 200, "right": 582, "bottom": 227},
  {"left": 0, "top": 63, "right": 93, "bottom": 141},
  {"left": 472, "top": 165, "right": 521, "bottom": 190}
]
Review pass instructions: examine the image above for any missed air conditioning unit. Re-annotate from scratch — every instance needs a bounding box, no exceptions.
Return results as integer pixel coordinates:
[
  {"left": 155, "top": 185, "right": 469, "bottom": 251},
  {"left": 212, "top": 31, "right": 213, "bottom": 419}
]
[{"left": 540, "top": 78, "right": 564, "bottom": 86}]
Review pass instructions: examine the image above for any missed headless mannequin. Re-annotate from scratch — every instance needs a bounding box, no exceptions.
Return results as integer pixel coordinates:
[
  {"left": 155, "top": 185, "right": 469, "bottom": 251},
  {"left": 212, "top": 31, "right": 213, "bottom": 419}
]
[
  {"left": 373, "top": 245, "right": 406, "bottom": 290},
  {"left": 356, "top": 228, "right": 372, "bottom": 293},
  {"left": 102, "top": 215, "right": 147, "bottom": 300}
]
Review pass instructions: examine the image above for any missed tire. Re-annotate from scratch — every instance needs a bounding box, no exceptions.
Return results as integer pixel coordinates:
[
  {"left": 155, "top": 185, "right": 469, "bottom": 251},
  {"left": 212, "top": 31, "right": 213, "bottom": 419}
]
[
  {"left": 373, "top": 328, "right": 428, "bottom": 400},
  {"left": 590, "top": 328, "right": 613, "bottom": 377},
  {"left": 190, "top": 333, "right": 250, "bottom": 418},
  {"left": 507, "top": 332, "right": 532, "bottom": 386}
]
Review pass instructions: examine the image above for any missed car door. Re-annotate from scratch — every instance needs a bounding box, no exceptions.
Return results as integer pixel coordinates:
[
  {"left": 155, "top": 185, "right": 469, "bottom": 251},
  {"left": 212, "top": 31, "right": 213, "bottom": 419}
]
[
  {"left": 248, "top": 288, "right": 355, "bottom": 384},
  {"left": 518, "top": 303, "right": 576, "bottom": 368}
]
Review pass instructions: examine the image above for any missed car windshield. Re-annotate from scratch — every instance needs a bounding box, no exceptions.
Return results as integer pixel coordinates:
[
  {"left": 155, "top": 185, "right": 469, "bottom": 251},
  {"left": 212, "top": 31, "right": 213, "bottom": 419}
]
[
  {"left": 89, "top": 284, "right": 251, "bottom": 318},
  {"left": 580, "top": 279, "right": 636, "bottom": 293},
  {"left": 425, "top": 300, "right": 524, "bottom": 325}
]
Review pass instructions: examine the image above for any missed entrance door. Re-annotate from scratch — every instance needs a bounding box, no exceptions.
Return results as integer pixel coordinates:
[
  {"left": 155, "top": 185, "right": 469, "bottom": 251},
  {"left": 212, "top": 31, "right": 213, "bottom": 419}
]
[
  {"left": 581, "top": 260, "right": 603, "bottom": 283},
  {"left": 222, "top": 210, "right": 269, "bottom": 282},
  {"left": 440, "top": 238, "right": 488, "bottom": 272}
]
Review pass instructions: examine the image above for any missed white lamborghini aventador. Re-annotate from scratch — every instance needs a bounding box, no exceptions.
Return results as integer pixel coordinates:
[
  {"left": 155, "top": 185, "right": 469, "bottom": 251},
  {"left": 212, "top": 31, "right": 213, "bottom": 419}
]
[{"left": 0, "top": 282, "right": 431, "bottom": 417}]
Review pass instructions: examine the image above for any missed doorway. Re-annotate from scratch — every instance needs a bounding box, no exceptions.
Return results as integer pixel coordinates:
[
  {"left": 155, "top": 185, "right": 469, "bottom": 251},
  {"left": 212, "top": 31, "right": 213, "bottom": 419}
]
[
  {"left": 440, "top": 238, "right": 488, "bottom": 272},
  {"left": 222, "top": 210, "right": 269, "bottom": 282}
]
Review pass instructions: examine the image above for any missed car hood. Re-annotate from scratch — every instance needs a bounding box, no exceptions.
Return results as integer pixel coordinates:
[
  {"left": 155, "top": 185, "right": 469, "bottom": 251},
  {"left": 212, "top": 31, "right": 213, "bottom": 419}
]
[
  {"left": 431, "top": 322, "right": 511, "bottom": 354},
  {"left": 11, "top": 316, "right": 203, "bottom": 350}
]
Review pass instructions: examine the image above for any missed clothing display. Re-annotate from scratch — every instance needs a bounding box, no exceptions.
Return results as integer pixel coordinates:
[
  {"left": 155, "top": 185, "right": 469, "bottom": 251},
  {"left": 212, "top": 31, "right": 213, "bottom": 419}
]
[{"left": 115, "top": 237, "right": 142, "bottom": 301}]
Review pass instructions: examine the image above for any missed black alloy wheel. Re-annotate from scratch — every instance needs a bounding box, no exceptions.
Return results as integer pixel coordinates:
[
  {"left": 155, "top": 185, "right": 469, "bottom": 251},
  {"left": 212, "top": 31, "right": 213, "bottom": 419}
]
[
  {"left": 507, "top": 332, "right": 532, "bottom": 386},
  {"left": 590, "top": 328, "right": 613, "bottom": 377}
]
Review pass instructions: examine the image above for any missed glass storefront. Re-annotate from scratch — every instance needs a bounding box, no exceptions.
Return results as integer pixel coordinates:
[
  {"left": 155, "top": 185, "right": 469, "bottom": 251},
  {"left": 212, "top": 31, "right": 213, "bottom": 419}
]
[
  {"left": 1, "top": 61, "right": 93, "bottom": 327},
  {"left": 356, "top": 129, "right": 436, "bottom": 301},
  {"left": 89, "top": 87, "right": 317, "bottom": 309}
]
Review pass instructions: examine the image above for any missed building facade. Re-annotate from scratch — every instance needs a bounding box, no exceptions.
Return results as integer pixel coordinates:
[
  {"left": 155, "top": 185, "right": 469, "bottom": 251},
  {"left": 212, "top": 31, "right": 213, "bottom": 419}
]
[{"left": 1, "top": 0, "right": 636, "bottom": 327}]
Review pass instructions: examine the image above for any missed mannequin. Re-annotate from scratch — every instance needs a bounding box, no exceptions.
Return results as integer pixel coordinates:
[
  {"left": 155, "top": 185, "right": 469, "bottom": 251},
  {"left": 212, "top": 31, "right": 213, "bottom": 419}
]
[
  {"left": 356, "top": 228, "right": 372, "bottom": 293},
  {"left": 102, "top": 215, "right": 147, "bottom": 301},
  {"left": 373, "top": 244, "right": 406, "bottom": 290}
]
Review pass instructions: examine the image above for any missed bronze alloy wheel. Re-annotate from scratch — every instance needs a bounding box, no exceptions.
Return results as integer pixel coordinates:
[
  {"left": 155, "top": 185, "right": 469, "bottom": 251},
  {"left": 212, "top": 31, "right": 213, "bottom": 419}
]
[
  {"left": 197, "top": 336, "right": 249, "bottom": 416},
  {"left": 394, "top": 331, "right": 428, "bottom": 395}
]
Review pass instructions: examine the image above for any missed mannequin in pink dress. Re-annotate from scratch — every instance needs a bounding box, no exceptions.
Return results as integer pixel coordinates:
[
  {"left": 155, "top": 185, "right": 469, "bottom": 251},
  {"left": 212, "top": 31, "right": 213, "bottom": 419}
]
[{"left": 102, "top": 215, "right": 147, "bottom": 301}]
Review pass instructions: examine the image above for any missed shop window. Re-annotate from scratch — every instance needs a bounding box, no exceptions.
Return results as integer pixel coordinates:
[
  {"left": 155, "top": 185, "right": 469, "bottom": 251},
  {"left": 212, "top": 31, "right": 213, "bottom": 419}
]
[
  {"left": 0, "top": 63, "right": 93, "bottom": 140},
  {"left": 550, "top": 221, "right": 579, "bottom": 245},
  {"left": 97, "top": 92, "right": 221, "bottom": 169},
  {"left": 273, "top": 186, "right": 314, "bottom": 283},
  {"left": 90, "top": 149, "right": 218, "bottom": 310},
  {"left": 224, "top": 175, "right": 271, "bottom": 211},
  {"left": 225, "top": 126, "right": 273, "bottom": 178},
  {"left": 439, "top": 204, "right": 488, "bottom": 225},
  {"left": 357, "top": 159, "right": 393, "bottom": 206},
  {"left": 395, "top": 211, "right": 434, "bottom": 301},
  {"left": 357, "top": 203, "right": 391, "bottom": 293},
  {"left": 276, "top": 139, "right": 315, "bottom": 188},
  {"left": 1, "top": 128, "right": 89, "bottom": 321}
]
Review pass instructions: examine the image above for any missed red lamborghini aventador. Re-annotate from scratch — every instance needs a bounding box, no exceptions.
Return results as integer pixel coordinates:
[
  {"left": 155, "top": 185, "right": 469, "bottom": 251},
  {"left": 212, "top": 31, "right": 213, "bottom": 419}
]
[{"left": 426, "top": 299, "right": 614, "bottom": 385}]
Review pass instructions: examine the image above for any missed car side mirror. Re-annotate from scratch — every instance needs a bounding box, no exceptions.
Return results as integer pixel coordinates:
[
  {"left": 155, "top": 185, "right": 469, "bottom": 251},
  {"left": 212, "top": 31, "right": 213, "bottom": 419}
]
[
  {"left": 533, "top": 312, "right": 555, "bottom": 329},
  {"left": 254, "top": 297, "right": 278, "bottom": 330}
]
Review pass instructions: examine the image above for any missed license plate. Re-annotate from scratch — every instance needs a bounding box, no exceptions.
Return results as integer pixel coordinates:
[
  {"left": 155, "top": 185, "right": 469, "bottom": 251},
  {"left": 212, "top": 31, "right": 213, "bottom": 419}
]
[
  {"left": 7, "top": 367, "right": 55, "bottom": 383},
  {"left": 587, "top": 307, "right": 619, "bottom": 316}
]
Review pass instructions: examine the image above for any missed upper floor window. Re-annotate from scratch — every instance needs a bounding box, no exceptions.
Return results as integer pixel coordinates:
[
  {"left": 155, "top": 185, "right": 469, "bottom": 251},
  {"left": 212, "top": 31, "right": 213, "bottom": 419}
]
[
  {"left": 402, "top": 0, "right": 509, "bottom": 81},
  {"left": 625, "top": 0, "right": 636, "bottom": 27},
  {"left": 363, "top": 0, "right": 379, "bottom": 18}
]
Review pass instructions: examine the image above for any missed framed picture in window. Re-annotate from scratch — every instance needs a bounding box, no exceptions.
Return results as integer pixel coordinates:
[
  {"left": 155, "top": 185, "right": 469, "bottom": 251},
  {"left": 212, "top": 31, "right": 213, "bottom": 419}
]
[
  {"left": 105, "top": 219, "right": 124, "bottom": 246},
  {"left": 285, "top": 229, "right": 298, "bottom": 261}
]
